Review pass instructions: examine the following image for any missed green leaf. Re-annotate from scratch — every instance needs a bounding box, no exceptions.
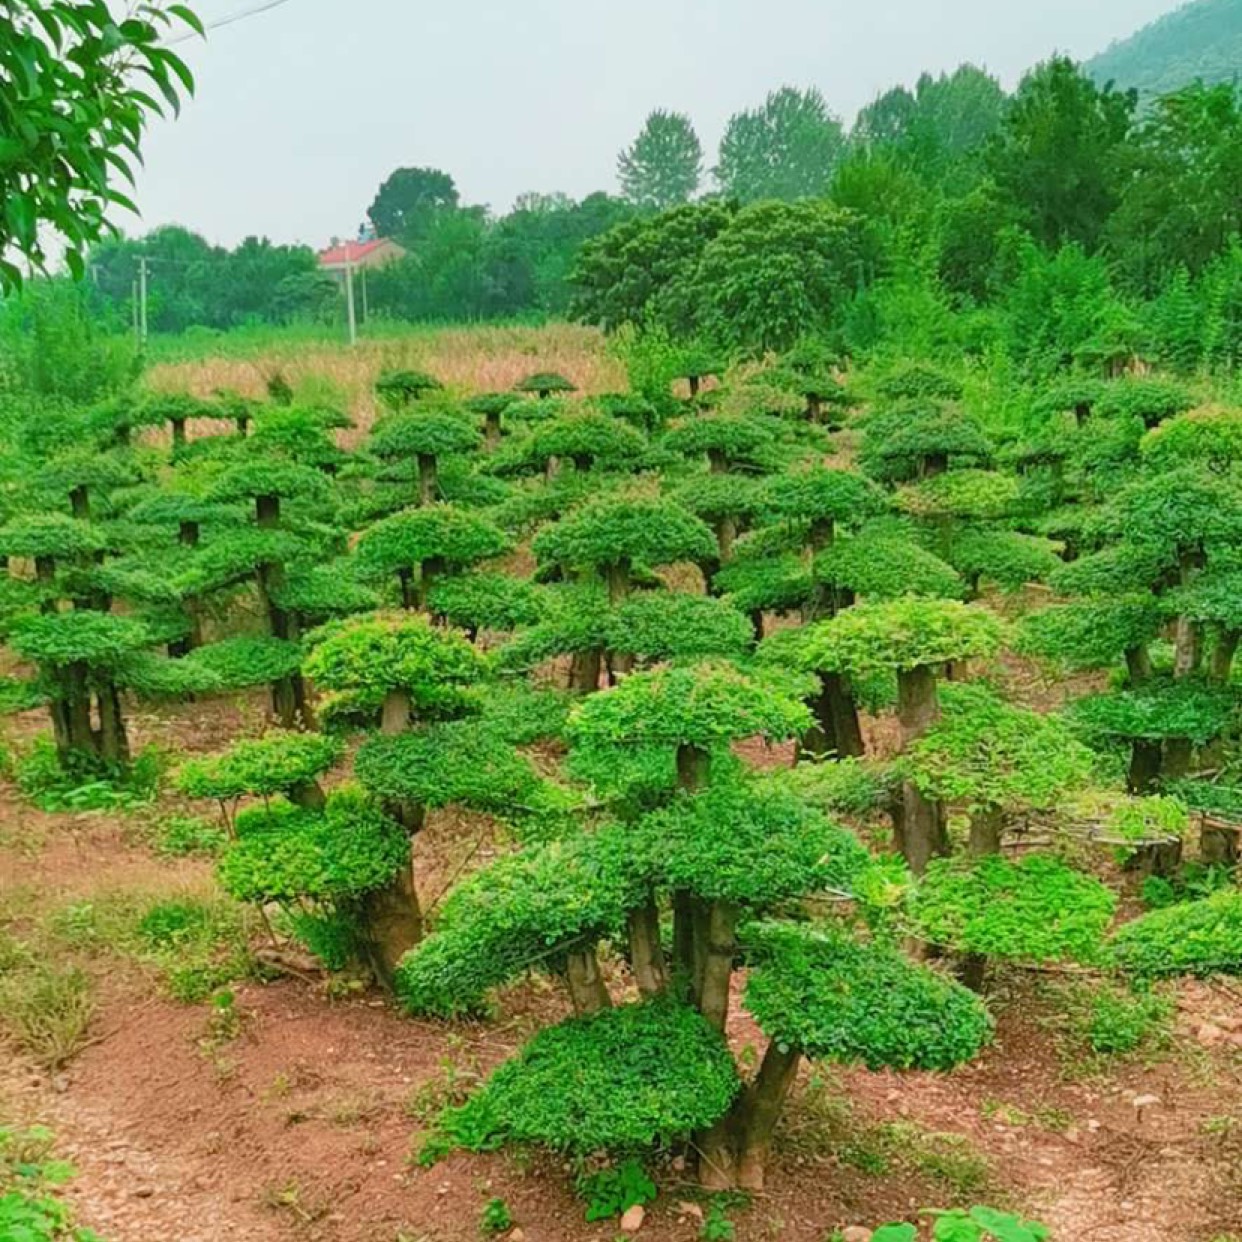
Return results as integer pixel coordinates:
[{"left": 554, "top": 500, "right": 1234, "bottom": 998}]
[
  {"left": 872, "top": 1227, "right": 918, "bottom": 1242},
  {"left": 169, "top": 4, "right": 207, "bottom": 36}
]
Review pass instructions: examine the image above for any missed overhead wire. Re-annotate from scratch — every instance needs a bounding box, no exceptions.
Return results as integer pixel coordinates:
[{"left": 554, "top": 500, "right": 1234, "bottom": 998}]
[{"left": 164, "top": 0, "right": 295, "bottom": 44}]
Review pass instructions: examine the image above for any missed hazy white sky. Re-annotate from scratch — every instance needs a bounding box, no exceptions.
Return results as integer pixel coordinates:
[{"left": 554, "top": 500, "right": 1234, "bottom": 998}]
[{"left": 129, "top": 0, "right": 1184, "bottom": 250}]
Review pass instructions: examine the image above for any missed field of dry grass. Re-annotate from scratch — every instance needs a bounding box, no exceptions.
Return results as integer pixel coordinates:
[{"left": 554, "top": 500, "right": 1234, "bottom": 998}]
[{"left": 147, "top": 322, "right": 626, "bottom": 440}]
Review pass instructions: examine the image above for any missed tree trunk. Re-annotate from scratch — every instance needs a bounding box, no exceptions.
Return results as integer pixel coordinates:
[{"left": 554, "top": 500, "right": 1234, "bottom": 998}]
[
  {"left": 898, "top": 782, "right": 949, "bottom": 875},
  {"left": 1125, "top": 645, "right": 1153, "bottom": 686},
  {"left": 922, "top": 451, "right": 948, "bottom": 477},
  {"left": 1200, "top": 818, "right": 1240, "bottom": 868},
  {"left": 417, "top": 453, "right": 437, "bottom": 505},
  {"left": 69, "top": 485, "right": 90, "bottom": 521},
  {"left": 1126, "top": 838, "right": 1183, "bottom": 880},
  {"left": 256, "top": 494, "right": 280, "bottom": 528},
  {"left": 716, "top": 516, "right": 737, "bottom": 565},
  {"left": 397, "top": 568, "right": 416, "bottom": 610},
  {"left": 808, "top": 517, "right": 834, "bottom": 552},
  {"left": 1173, "top": 618, "right": 1203, "bottom": 679},
  {"left": 289, "top": 780, "right": 327, "bottom": 811},
  {"left": 676, "top": 743, "right": 711, "bottom": 791},
  {"left": 382, "top": 688, "right": 411, "bottom": 735},
  {"left": 672, "top": 890, "right": 696, "bottom": 1000},
  {"left": 627, "top": 899, "right": 667, "bottom": 997},
  {"left": 730, "top": 1041, "right": 803, "bottom": 1191},
  {"left": 362, "top": 862, "right": 423, "bottom": 986},
  {"left": 707, "top": 448, "right": 727, "bottom": 475},
  {"left": 1162, "top": 737, "right": 1193, "bottom": 781},
  {"left": 416, "top": 556, "right": 446, "bottom": 610},
  {"left": 484, "top": 412, "right": 501, "bottom": 450},
  {"left": 799, "top": 672, "right": 864, "bottom": 762},
  {"left": 605, "top": 559, "right": 631, "bottom": 605},
  {"left": 170, "top": 418, "right": 187, "bottom": 450},
  {"left": 697, "top": 900, "right": 739, "bottom": 1033},
  {"left": 749, "top": 610, "right": 765, "bottom": 642},
  {"left": 568, "top": 647, "right": 602, "bottom": 694},
  {"left": 1209, "top": 630, "right": 1239, "bottom": 684},
  {"left": 968, "top": 805, "right": 1003, "bottom": 856},
  {"left": 896, "top": 665, "right": 939, "bottom": 745},
  {"left": 96, "top": 683, "right": 130, "bottom": 768},
  {"left": 565, "top": 948, "right": 611, "bottom": 1014},
  {"left": 806, "top": 393, "right": 822, "bottom": 423},
  {"left": 688, "top": 375, "right": 701, "bottom": 398},
  {"left": 1127, "top": 739, "right": 1163, "bottom": 794},
  {"left": 178, "top": 520, "right": 200, "bottom": 548},
  {"left": 35, "top": 556, "right": 57, "bottom": 613}
]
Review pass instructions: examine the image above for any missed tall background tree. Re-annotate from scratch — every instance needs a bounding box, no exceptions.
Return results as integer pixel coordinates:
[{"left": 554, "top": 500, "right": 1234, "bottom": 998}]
[
  {"left": 367, "top": 167, "right": 461, "bottom": 243},
  {"left": 986, "top": 56, "right": 1136, "bottom": 251},
  {"left": 715, "top": 87, "right": 845, "bottom": 202},
  {"left": 617, "top": 109, "right": 703, "bottom": 210}
]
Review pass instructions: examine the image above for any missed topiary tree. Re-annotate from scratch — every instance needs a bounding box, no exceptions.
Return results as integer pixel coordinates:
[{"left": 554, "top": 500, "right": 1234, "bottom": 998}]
[
  {"left": 7, "top": 610, "right": 150, "bottom": 770},
  {"left": 178, "top": 730, "right": 342, "bottom": 821},
  {"left": 302, "top": 613, "right": 489, "bottom": 976},
  {"left": 425, "top": 570, "right": 543, "bottom": 642},
  {"left": 905, "top": 683, "right": 1094, "bottom": 856},
  {"left": 355, "top": 504, "right": 510, "bottom": 609},
  {"left": 375, "top": 369, "right": 443, "bottom": 410},
  {"left": 532, "top": 494, "right": 716, "bottom": 604},
  {"left": 873, "top": 363, "right": 963, "bottom": 405},
  {"left": 35, "top": 448, "right": 140, "bottom": 521},
  {"left": 1095, "top": 376, "right": 1194, "bottom": 429},
  {"left": 1140, "top": 406, "right": 1242, "bottom": 475},
  {"left": 715, "top": 921, "right": 991, "bottom": 1188},
  {"left": 663, "top": 413, "right": 774, "bottom": 475},
  {"left": 1111, "top": 888, "right": 1242, "bottom": 979},
  {"left": 756, "top": 465, "right": 884, "bottom": 553},
  {"left": 514, "top": 371, "right": 577, "bottom": 400},
  {"left": 672, "top": 473, "right": 763, "bottom": 581},
  {"left": 127, "top": 393, "right": 220, "bottom": 452},
  {"left": 368, "top": 408, "right": 482, "bottom": 505},
  {"left": 215, "top": 786, "right": 411, "bottom": 978},
  {"left": 909, "top": 854, "right": 1116, "bottom": 989},
  {"left": 530, "top": 410, "right": 648, "bottom": 476},
  {"left": 205, "top": 455, "right": 339, "bottom": 725},
  {"left": 464, "top": 392, "right": 519, "bottom": 450},
  {"left": 859, "top": 404, "right": 992, "bottom": 483},
  {"left": 798, "top": 600, "right": 1006, "bottom": 870},
  {"left": 671, "top": 346, "right": 726, "bottom": 399}
]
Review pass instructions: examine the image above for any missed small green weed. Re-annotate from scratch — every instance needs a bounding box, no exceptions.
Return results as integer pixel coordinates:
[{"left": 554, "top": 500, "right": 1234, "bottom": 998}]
[
  {"left": 576, "top": 1157, "right": 656, "bottom": 1222},
  {"left": 154, "top": 814, "right": 227, "bottom": 858},
  {"left": 14, "top": 736, "right": 164, "bottom": 812},
  {"left": 0, "top": 1125, "right": 104, "bottom": 1241},
  {"left": 700, "top": 1197, "right": 738, "bottom": 1241},
  {"left": 480, "top": 1197, "right": 513, "bottom": 1234},
  {"left": 873, "top": 1205, "right": 1049, "bottom": 1240},
  {"left": 1048, "top": 979, "right": 1174, "bottom": 1061}
]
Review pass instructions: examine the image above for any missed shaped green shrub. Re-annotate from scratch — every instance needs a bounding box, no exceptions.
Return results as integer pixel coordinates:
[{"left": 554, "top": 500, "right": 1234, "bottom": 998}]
[
  {"left": 909, "top": 855, "right": 1116, "bottom": 964},
  {"left": 1111, "top": 889, "right": 1242, "bottom": 978},
  {"left": 431, "top": 1000, "right": 739, "bottom": 1155}
]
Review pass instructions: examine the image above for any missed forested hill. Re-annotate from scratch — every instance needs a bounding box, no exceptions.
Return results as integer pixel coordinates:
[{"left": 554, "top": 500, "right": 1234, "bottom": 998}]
[{"left": 1087, "top": 0, "right": 1242, "bottom": 98}]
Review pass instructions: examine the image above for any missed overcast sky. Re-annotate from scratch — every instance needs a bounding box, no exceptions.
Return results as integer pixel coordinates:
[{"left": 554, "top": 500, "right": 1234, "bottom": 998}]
[{"left": 128, "top": 0, "right": 1184, "bottom": 250}]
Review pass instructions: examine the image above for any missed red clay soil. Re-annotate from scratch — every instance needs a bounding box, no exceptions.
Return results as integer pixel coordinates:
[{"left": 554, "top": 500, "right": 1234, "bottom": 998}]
[{"left": 2, "top": 695, "right": 1242, "bottom": 1242}]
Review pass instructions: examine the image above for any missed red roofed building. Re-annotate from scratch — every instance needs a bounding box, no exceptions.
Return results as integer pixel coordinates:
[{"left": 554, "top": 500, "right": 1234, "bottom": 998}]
[{"left": 317, "top": 237, "right": 406, "bottom": 272}]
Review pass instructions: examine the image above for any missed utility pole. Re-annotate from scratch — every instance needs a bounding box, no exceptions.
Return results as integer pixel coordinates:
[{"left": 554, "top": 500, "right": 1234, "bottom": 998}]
[
  {"left": 131, "top": 277, "right": 139, "bottom": 344},
  {"left": 137, "top": 255, "right": 149, "bottom": 346},
  {"left": 344, "top": 249, "right": 358, "bottom": 347},
  {"left": 360, "top": 265, "right": 369, "bottom": 326}
]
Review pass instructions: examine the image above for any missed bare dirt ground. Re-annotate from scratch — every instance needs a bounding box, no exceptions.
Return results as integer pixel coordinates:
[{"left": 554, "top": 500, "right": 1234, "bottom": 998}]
[{"left": 3, "top": 692, "right": 1241, "bottom": 1242}]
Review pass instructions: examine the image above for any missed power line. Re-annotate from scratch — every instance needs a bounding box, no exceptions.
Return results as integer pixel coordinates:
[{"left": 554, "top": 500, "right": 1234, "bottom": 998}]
[{"left": 165, "top": 0, "right": 295, "bottom": 44}]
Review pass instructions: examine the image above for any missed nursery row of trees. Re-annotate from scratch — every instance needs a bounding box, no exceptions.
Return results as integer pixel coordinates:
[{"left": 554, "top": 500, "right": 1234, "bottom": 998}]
[{"left": 0, "top": 338, "right": 1239, "bottom": 1194}]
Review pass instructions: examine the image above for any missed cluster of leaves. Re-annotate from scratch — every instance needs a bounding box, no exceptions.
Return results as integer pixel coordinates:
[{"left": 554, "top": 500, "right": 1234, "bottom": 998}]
[
  {"left": 425, "top": 1001, "right": 740, "bottom": 1157},
  {"left": 0, "top": 1125, "right": 102, "bottom": 1242},
  {"left": 909, "top": 856, "right": 1117, "bottom": 965}
]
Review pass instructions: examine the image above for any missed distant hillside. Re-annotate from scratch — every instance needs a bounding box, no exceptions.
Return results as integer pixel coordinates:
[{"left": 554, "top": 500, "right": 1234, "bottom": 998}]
[{"left": 1086, "top": 0, "right": 1242, "bottom": 98}]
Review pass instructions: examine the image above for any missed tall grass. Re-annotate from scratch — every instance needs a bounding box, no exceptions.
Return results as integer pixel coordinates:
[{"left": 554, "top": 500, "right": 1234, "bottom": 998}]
[{"left": 146, "top": 320, "right": 626, "bottom": 439}]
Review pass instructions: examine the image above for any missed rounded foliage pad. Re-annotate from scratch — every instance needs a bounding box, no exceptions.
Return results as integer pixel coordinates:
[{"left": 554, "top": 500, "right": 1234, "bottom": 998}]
[
  {"left": 744, "top": 922, "right": 993, "bottom": 1071},
  {"left": 910, "top": 855, "right": 1117, "bottom": 965},
  {"left": 433, "top": 1000, "right": 739, "bottom": 1155}
]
